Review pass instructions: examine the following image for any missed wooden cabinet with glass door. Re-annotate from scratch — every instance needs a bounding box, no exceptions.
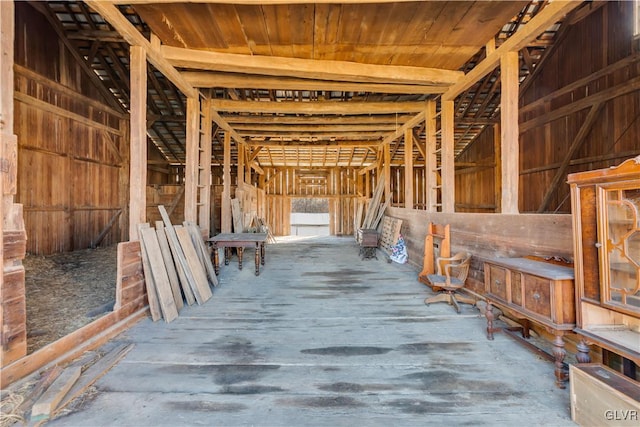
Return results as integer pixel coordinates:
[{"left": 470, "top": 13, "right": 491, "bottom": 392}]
[{"left": 568, "top": 156, "right": 640, "bottom": 380}]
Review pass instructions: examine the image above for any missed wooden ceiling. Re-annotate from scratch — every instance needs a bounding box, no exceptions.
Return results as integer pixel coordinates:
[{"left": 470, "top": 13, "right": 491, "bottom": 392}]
[{"left": 34, "top": 0, "right": 570, "bottom": 171}]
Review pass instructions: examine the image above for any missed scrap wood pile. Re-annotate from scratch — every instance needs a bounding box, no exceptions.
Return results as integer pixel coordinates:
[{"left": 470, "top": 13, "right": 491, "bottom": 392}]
[
  {"left": 137, "top": 205, "right": 217, "bottom": 323},
  {"left": 355, "top": 173, "right": 387, "bottom": 233},
  {"left": 231, "top": 197, "right": 276, "bottom": 243},
  {"left": 0, "top": 343, "right": 133, "bottom": 426}
]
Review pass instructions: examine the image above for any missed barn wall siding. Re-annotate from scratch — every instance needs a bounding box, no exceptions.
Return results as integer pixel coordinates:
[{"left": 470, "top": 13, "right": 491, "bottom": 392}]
[
  {"left": 15, "top": 68, "right": 127, "bottom": 254},
  {"left": 14, "top": 4, "right": 128, "bottom": 255},
  {"left": 386, "top": 207, "right": 573, "bottom": 294},
  {"left": 457, "top": 1, "right": 640, "bottom": 215}
]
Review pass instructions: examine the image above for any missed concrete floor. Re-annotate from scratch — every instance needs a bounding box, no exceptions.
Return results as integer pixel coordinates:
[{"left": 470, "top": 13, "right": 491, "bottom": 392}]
[{"left": 48, "top": 236, "right": 576, "bottom": 426}]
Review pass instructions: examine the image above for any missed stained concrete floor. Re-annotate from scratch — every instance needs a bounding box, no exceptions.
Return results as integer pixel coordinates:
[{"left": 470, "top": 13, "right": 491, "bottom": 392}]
[{"left": 47, "top": 236, "right": 576, "bottom": 426}]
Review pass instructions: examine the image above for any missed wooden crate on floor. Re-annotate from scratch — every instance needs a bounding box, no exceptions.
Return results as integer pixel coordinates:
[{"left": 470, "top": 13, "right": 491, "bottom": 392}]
[
  {"left": 570, "top": 363, "right": 640, "bottom": 427},
  {"left": 379, "top": 216, "right": 402, "bottom": 256}
]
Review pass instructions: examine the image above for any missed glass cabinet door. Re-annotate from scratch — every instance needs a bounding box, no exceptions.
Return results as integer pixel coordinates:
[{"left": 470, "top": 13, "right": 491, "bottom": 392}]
[{"left": 598, "top": 184, "right": 640, "bottom": 314}]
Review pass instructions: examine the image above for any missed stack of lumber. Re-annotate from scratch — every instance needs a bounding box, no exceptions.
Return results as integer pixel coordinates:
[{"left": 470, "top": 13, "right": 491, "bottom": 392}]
[
  {"left": 136, "top": 205, "right": 217, "bottom": 323},
  {"left": 358, "top": 173, "right": 387, "bottom": 231}
]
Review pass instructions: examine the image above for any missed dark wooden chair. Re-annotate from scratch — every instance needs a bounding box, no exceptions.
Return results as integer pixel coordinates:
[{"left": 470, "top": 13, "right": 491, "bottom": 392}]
[{"left": 424, "top": 252, "right": 476, "bottom": 313}]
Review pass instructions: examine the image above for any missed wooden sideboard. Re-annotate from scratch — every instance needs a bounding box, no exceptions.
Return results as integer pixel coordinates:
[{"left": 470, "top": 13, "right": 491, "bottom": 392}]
[{"left": 484, "top": 257, "right": 575, "bottom": 388}]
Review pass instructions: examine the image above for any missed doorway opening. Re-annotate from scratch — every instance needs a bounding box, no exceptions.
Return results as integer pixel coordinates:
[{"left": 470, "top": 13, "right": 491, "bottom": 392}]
[{"left": 290, "top": 198, "right": 330, "bottom": 236}]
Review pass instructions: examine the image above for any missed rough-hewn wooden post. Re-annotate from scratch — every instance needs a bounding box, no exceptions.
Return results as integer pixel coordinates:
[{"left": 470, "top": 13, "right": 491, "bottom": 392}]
[{"left": 129, "top": 45, "right": 147, "bottom": 240}]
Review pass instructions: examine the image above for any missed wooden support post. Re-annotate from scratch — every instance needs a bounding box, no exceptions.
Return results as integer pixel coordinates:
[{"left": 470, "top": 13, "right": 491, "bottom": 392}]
[
  {"left": 383, "top": 142, "right": 391, "bottom": 204},
  {"left": 425, "top": 101, "right": 437, "bottom": 212},
  {"left": 129, "top": 45, "right": 147, "bottom": 240},
  {"left": 184, "top": 97, "right": 199, "bottom": 223},
  {"left": 493, "top": 123, "right": 502, "bottom": 213},
  {"left": 500, "top": 51, "right": 519, "bottom": 214},
  {"left": 198, "top": 95, "right": 212, "bottom": 234},
  {"left": 237, "top": 140, "right": 244, "bottom": 186},
  {"left": 404, "top": 127, "right": 414, "bottom": 210},
  {"left": 441, "top": 99, "right": 455, "bottom": 213},
  {"left": 221, "top": 132, "right": 232, "bottom": 233}
]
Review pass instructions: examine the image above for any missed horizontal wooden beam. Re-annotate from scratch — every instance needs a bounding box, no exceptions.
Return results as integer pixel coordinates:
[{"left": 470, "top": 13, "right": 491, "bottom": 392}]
[
  {"left": 223, "top": 114, "right": 415, "bottom": 125},
  {"left": 520, "top": 75, "right": 640, "bottom": 133},
  {"left": 87, "top": 2, "right": 198, "bottom": 99},
  {"left": 182, "top": 71, "right": 447, "bottom": 94},
  {"left": 442, "top": 1, "right": 582, "bottom": 101},
  {"left": 113, "top": 0, "right": 432, "bottom": 3},
  {"left": 233, "top": 123, "right": 397, "bottom": 132},
  {"left": 163, "top": 45, "right": 461, "bottom": 86},
  {"left": 211, "top": 99, "right": 427, "bottom": 115},
  {"left": 247, "top": 141, "right": 379, "bottom": 148},
  {"left": 238, "top": 130, "right": 388, "bottom": 138}
]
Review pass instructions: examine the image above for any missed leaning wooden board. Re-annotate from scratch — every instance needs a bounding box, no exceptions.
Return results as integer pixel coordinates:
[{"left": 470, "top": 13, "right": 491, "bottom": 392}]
[
  {"left": 140, "top": 227, "right": 179, "bottom": 322},
  {"left": 155, "top": 221, "right": 186, "bottom": 309},
  {"left": 158, "top": 205, "right": 211, "bottom": 305},
  {"left": 175, "top": 225, "right": 212, "bottom": 304},
  {"left": 137, "top": 224, "right": 162, "bottom": 322}
]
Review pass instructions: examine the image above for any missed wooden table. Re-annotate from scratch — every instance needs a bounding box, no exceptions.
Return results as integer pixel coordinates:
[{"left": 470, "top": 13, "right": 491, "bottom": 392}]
[{"left": 208, "top": 233, "right": 267, "bottom": 276}]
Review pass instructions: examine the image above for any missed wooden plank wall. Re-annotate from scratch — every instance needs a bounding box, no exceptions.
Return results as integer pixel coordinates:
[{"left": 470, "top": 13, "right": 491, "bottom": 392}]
[
  {"left": 114, "top": 241, "right": 146, "bottom": 314},
  {"left": 1, "top": 213, "right": 28, "bottom": 367},
  {"left": 458, "top": 2, "right": 639, "bottom": 215},
  {"left": 13, "top": 4, "right": 128, "bottom": 255},
  {"left": 263, "top": 167, "right": 364, "bottom": 236},
  {"left": 146, "top": 184, "right": 185, "bottom": 226},
  {"left": 14, "top": 66, "right": 127, "bottom": 254},
  {"left": 386, "top": 207, "right": 573, "bottom": 294},
  {"left": 456, "top": 126, "right": 498, "bottom": 213}
]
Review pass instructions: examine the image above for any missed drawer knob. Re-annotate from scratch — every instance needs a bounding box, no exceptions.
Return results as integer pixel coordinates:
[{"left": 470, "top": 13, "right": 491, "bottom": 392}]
[{"left": 533, "top": 292, "right": 541, "bottom": 301}]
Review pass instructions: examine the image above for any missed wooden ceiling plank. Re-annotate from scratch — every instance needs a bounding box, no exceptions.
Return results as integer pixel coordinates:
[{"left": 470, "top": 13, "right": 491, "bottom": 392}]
[
  {"left": 182, "top": 71, "right": 446, "bottom": 94},
  {"left": 162, "top": 45, "right": 462, "bottom": 86},
  {"left": 88, "top": 1, "right": 198, "bottom": 99},
  {"left": 442, "top": 0, "right": 582, "bottom": 101},
  {"left": 211, "top": 99, "right": 427, "bottom": 114}
]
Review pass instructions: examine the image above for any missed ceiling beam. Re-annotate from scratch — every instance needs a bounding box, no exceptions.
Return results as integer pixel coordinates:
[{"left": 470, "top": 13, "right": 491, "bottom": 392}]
[
  {"left": 182, "top": 71, "right": 447, "bottom": 95},
  {"left": 246, "top": 141, "right": 379, "bottom": 148},
  {"left": 232, "top": 123, "right": 397, "bottom": 132},
  {"left": 163, "top": 45, "right": 462, "bottom": 87},
  {"left": 113, "top": 0, "right": 435, "bottom": 3},
  {"left": 87, "top": 1, "right": 198, "bottom": 99},
  {"left": 222, "top": 114, "right": 415, "bottom": 125},
  {"left": 238, "top": 130, "right": 388, "bottom": 138},
  {"left": 442, "top": 0, "right": 582, "bottom": 101},
  {"left": 211, "top": 99, "right": 427, "bottom": 115}
]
